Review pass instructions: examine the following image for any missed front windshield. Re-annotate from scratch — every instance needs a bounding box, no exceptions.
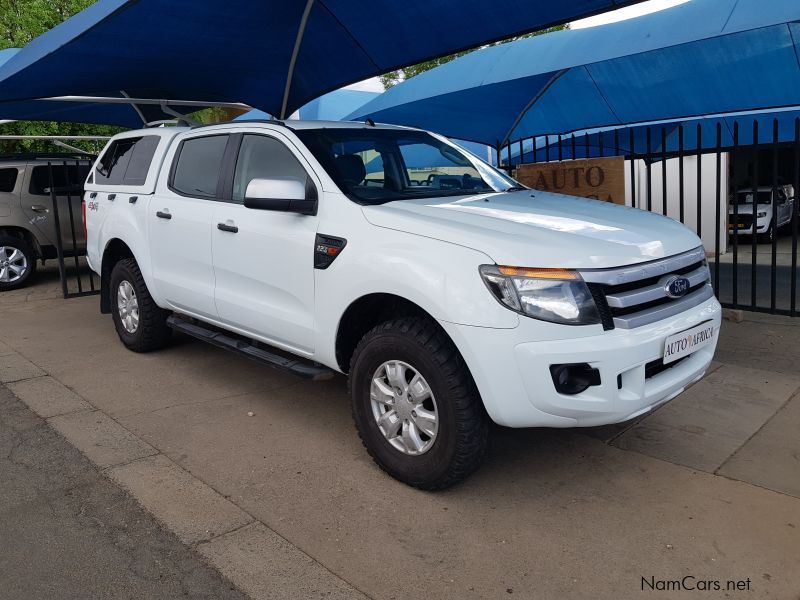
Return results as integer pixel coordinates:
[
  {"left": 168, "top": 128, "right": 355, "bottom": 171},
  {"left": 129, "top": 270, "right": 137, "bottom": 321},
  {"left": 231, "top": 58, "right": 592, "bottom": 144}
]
[
  {"left": 734, "top": 191, "right": 772, "bottom": 205},
  {"left": 294, "top": 128, "right": 521, "bottom": 205}
]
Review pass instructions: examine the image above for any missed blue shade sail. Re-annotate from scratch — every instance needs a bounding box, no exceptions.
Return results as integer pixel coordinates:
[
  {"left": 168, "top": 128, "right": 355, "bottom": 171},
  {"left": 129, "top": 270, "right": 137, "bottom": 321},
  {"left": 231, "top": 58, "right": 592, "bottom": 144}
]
[
  {"left": 0, "top": 0, "right": 648, "bottom": 122},
  {"left": 349, "top": 0, "right": 800, "bottom": 146}
]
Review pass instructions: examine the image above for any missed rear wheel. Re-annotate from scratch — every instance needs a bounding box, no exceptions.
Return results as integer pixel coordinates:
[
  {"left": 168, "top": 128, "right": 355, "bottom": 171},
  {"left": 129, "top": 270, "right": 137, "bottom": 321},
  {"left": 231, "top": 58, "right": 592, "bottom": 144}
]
[
  {"left": 350, "top": 317, "right": 489, "bottom": 490},
  {"left": 0, "top": 235, "right": 37, "bottom": 291},
  {"left": 109, "top": 258, "right": 171, "bottom": 352}
]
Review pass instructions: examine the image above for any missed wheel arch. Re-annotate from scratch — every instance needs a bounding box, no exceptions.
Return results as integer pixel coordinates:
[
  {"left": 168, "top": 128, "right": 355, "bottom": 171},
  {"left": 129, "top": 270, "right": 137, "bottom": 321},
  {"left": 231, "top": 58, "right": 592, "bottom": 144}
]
[
  {"left": 335, "top": 292, "right": 452, "bottom": 373},
  {"left": 100, "top": 238, "right": 135, "bottom": 313},
  {"left": 0, "top": 226, "right": 42, "bottom": 259}
]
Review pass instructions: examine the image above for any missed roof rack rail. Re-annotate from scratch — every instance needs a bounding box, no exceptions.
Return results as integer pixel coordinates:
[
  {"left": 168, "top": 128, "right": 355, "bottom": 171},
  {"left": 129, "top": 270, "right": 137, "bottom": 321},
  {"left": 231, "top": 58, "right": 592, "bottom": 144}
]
[{"left": 0, "top": 151, "right": 94, "bottom": 161}]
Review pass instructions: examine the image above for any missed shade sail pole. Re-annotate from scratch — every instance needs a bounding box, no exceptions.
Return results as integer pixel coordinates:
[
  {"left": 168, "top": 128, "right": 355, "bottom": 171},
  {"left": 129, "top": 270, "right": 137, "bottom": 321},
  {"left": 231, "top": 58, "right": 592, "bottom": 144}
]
[
  {"left": 120, "top": 90, "right": 147, "bottom": 125},
  {"left": 280, "top": 0, "right": 316, "bottom": 119},
  {"left": 499, "top": 69, "right": 568, "bottom": 148}
]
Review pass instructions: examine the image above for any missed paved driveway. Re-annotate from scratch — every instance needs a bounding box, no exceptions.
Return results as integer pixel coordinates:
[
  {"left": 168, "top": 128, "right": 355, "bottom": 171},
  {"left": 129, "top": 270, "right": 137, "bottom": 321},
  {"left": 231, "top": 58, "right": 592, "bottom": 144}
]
[{"left": 1, "top": 266, "right": 799, "bottom": 599}]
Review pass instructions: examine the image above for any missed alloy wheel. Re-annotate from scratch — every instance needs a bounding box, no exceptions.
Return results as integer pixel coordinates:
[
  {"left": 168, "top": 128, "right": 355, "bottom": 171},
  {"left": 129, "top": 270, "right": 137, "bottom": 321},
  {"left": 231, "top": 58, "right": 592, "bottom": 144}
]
[
  {"left": 0, "top": 245, "right": 28, "bottom": 284},
  {"left": 370, "top": 360, "right": 439, "bottom": 455},
  {"left": 117, "top": 280, "right": 140, "bottom": 333}
]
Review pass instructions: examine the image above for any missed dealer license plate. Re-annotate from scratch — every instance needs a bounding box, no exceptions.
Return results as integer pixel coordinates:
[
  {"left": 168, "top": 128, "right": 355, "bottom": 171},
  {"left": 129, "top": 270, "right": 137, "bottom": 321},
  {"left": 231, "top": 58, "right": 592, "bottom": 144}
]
[{"left": 663, "top": 321, "right": 715, "bottom": 365}]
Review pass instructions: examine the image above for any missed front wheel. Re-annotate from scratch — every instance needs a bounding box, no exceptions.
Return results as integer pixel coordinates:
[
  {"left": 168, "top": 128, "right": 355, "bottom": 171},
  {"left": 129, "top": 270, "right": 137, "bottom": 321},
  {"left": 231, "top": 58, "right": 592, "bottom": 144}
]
[
  {"left": 758, "top": 224, "right": 776, "bottom": 244},
  {"left": 349, "top": 317, "right": 489, "bottom": 490},
  {"left": 109, "top": 258, "right": 171, "bottom": 352}
]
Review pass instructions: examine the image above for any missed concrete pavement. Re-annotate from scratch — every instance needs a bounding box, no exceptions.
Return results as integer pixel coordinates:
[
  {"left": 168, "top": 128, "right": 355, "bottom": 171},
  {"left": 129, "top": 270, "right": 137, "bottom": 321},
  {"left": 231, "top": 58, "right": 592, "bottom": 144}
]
[
  {"left": 0, "top": 383, "right": 247, "bottom": 600},
  {"left": 1, "top": 265, "right": 799, "bottom": 599}
]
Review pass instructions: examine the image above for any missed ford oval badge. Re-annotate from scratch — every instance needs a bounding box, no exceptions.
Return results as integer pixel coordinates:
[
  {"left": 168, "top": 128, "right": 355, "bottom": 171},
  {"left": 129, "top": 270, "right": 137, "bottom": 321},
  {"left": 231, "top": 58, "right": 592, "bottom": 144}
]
[{"left": 664, "top": 275, "right": 690, "bottom": 299}]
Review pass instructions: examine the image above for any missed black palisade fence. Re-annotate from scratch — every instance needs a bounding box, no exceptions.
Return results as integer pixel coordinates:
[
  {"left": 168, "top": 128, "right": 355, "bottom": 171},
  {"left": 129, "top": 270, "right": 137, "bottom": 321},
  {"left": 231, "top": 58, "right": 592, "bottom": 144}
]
[
  {"left": 46, "top": 159, "right": 99, "bottom": 298},
  {"left": 502, "top": 118, "right": 800, "bottom": 317}
]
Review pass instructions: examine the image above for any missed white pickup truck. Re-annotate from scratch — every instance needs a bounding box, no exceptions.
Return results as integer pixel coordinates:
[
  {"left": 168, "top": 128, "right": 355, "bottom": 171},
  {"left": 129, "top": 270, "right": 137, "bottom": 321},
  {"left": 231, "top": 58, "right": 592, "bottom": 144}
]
[{"left": 84, "top": 120, "right": 721, "bottom": 489}]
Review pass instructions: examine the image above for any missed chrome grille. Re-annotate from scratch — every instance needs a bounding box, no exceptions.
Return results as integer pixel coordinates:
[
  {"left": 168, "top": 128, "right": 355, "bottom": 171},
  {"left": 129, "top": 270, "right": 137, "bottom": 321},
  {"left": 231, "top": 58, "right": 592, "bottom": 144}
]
[{"left": 580, "top": 247, "right": 713, "bottom": 330}]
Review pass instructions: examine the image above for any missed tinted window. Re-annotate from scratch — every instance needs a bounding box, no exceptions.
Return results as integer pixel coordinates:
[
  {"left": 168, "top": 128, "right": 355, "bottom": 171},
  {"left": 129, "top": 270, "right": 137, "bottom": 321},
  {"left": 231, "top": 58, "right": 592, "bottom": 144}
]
[
  {"left": 0, "top": 168, "right": 18, "bottom": 193},
  {"left": 96, "top": 136, "right": 159, "bottom": 186},
  {"left": 294, "top": 128, "right": 518, "bottom": 205},
  {"left": 232, "top": 135, "right": 310, "bottom": 202},
  {"left": 29, "top": 164, "right": 91, "bottom": 196},
  {"left": 171, "top": 135, "right": 228, "bottom": 198}
]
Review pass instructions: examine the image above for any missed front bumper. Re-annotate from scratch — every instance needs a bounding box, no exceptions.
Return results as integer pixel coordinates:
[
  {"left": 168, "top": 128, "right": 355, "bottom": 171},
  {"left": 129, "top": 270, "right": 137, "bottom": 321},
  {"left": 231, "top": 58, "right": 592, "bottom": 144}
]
[
  {"left": 442, "top": 295, "right": 722, "bottom": 428},
  {"left": 728, "top": 216, "right": 769, "bottom": 235}
]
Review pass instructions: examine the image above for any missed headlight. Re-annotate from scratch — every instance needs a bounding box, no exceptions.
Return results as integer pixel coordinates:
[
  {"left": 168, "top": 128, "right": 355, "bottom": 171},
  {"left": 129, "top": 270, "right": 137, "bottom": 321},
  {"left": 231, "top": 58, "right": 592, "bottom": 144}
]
[
  {"left": 757, "top": 211, "right": 767, "bottom": 218},
  {"left": 479, "top": 265, "right": 600, "bottom": 326}
]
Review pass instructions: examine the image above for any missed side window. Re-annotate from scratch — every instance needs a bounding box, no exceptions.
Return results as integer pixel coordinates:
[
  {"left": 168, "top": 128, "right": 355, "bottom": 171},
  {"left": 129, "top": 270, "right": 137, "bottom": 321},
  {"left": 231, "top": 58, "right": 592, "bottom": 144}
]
[
  {"left": 0, "top": 168, "right": 18, "bottom": 193},
  {"left": 232, "top": 135, "right": 310, "bottom": 202},
  {"left": 95, "top": 136, "right": 159, "bottom": 186},
  {"left": 29, "top": 164, "right": 91, "bottom": 196},
  {"left": 171, "top": 135, "right": 229, "bottom": 198}
]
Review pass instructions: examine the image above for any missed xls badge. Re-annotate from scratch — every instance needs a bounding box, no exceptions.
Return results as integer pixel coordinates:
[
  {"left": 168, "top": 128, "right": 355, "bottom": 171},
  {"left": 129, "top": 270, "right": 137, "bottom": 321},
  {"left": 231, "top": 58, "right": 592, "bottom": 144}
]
[{"left": 663, "top": 275, "right": 690, "bottom": 299}]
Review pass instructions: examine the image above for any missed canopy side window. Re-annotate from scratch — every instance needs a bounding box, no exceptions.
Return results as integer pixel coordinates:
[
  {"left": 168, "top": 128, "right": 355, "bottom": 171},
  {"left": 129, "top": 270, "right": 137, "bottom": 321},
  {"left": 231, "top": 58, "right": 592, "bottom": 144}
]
[{"left": 95, "top": 135, "right": 160, "bottom": 186}]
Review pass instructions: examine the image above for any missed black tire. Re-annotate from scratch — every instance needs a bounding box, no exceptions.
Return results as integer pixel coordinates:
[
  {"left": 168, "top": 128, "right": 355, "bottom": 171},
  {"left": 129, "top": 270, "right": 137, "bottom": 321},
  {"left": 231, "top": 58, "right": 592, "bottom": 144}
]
[
  {"left": 109, "top": 258, "right": 171, "bottom": 352},
  {"left": 758, "top": 226, "right": 775, "bottom": 244},
  {"left": 0, "top": 234, "right": 37, "bottom": 291},
  {"left": 349, "top": 317, "right": 489, "bottom": 490}
]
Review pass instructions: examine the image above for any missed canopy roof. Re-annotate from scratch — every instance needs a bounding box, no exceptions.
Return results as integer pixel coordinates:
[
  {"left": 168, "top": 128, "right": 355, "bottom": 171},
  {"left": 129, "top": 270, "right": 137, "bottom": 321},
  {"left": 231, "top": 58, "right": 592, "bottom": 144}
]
[
  {"left": 0, "top": 0, "right": 646, "bottom": 122},
  {"left": 349, "top": 0, "right": 800, "bottom": 146}
]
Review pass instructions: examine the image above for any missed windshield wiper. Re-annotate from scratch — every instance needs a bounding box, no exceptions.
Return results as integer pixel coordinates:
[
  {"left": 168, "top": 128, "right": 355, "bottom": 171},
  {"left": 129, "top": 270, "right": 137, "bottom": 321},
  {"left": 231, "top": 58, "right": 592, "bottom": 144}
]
[{"left": 504, "top": 186, "right": 527, "bottom": 192}]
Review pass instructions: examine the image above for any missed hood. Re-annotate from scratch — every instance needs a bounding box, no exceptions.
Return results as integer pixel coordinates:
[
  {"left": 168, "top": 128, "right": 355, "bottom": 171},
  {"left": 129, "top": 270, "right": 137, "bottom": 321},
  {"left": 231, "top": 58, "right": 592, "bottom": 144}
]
[{"left": 362, "top": 190, "right": 702, "bottom": 269}]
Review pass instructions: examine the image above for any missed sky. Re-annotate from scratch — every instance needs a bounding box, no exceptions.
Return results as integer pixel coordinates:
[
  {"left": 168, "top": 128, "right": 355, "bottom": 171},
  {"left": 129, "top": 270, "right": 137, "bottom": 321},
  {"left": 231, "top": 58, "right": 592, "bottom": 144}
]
[{"left": 346, "top": 0, "right": 692, "bottom": 93}]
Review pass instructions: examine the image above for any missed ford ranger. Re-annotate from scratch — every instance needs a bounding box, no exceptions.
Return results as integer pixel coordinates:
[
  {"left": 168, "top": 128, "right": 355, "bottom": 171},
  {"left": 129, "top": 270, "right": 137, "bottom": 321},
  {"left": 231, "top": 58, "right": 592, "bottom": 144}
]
[{"left": 84, "top": 121, "right": 721, "bottom": 489}]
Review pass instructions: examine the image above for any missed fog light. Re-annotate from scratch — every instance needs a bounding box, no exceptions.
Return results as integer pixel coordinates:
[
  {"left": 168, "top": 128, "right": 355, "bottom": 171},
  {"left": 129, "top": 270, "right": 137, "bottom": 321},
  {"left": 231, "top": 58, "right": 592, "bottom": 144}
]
[{"left": 549, "top": 363, "right": 601, "bottom": 395}]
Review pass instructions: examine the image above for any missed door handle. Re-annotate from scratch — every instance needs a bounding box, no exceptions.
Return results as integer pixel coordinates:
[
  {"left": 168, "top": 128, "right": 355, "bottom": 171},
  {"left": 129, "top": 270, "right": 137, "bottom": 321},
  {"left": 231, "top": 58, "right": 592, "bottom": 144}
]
[
  {"left": 108, "top": 193, "right": 116, "bottom": 201},
  {"left": 30, "top": 205, "right": 49, "bottom": 213},
  {"left": 129, "top": 196, "right": 138, "bottom": 204},
  {"left": 89, "top": 192, "right": 97, "bottom": 199},
  {"left": 217, "top": 222, "right": 238, "bottom": 233},
  {"left": 156, "top": 210, "right": 172, "bottom": 220}
]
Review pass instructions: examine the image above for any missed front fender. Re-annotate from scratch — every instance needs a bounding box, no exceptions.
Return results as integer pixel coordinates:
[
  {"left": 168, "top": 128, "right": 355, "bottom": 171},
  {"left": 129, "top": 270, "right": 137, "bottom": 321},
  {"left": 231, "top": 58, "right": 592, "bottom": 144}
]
[{"left": 313, "top": 227, "right": 519, "bottom": 369}]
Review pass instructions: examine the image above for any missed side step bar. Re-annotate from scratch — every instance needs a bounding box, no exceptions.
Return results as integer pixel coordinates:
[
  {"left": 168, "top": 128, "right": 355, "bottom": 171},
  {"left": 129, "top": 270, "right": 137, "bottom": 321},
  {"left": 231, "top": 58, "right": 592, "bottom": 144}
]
[{"left": 167, "top": 316, "right": 335, "bottom": 381}]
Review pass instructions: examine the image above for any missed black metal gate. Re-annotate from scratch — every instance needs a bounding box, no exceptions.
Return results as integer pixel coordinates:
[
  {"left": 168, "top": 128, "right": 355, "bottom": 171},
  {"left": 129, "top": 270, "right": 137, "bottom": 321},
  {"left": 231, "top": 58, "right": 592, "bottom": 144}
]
[
  {"left": 47, "top": 160, "right": 99, "bottom": 299},
  {"left": 501, "top": 118, "right": 800, "bottom": 316}
]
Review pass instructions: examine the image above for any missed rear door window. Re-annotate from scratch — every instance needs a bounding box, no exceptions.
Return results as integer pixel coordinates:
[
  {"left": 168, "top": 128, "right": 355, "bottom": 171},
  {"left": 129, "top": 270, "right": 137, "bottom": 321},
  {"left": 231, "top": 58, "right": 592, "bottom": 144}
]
[
  {"left": 0, "top": 168, "right": 18, "bottom": 192},
  {"left": 170, "top": 135, "right": 229, "bottom": 199},
  {"left": 29, "top": 164, "right": 91, "bottom": 196},
  {"left": 95, "top": 136, "right": 159, "bottom": 186}
]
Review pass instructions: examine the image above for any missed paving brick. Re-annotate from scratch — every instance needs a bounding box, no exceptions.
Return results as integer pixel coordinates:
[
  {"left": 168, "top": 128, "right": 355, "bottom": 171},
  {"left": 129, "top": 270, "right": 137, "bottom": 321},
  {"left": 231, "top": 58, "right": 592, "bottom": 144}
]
[
  {"left": 109, "top": 454, "right": 253, "bottom": 544},
  {"left": 0, "top": 353, "right": 44, "bottom": 383},
  {"left": 48, "top": 410, "right": 157, "bottom": 468},
  {"left": 197, "top": 522, "right": 368, "bottom": 600},
  {"left": 8, "top": 376, "right": 92, "bottom": 418}
]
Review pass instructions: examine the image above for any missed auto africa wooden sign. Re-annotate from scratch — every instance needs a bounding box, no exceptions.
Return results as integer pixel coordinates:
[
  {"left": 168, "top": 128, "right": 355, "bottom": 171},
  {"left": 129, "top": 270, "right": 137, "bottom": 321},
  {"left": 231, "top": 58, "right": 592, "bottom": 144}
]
[{"left": 514, "top": 157, "right": 625, "bottom": 205}]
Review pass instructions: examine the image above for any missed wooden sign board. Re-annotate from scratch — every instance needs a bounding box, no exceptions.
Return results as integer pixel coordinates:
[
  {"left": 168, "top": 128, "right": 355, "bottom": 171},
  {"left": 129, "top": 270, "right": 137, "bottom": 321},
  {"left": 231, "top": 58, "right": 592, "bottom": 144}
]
[{"left": 514, "top": 156, "right": 626, "bottom": 205}]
